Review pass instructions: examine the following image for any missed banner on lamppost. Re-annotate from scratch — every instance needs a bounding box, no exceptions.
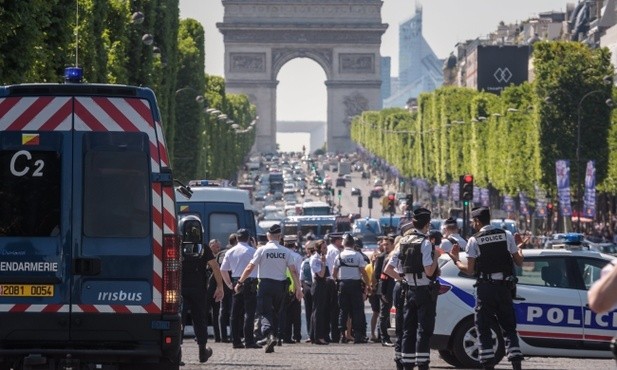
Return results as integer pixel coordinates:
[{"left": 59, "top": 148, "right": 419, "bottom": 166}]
[
  {"left": 534, "top": 184, "right": 547, "bottom": 218},
  {"left": 584, "top": 160, "right": 596, "bottom": 218},
  {"left": 519, "top": 192, "right": 529, "bottom": 216},
  {"left": 433, "top": 184, "right": 442, "bottom": 199},
  {"left": 556, "top": 160, "right": 572, "bottom": 216},
  {"left": 503, "top": 195, "right": 515, "bottom": 212},
  {"left": 441, "top": 185, "right": 449, "bottom": 200},
  {"left": 473, "top": 186, "right": 480, "bottom": 204},
  {"left": 480, "top": 188, "right": 490, "bottom": 207},
  {"left": 451, "top": 182, "right": 459, "bottom": 201}
]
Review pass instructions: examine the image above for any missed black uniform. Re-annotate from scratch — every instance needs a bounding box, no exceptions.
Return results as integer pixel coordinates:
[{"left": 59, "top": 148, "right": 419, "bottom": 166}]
[
  {"left": 217, "top": 247, "right": 232, "bottom": 342},
  {"left": 181, "top": 245, "right": 216, "bottom": 348},
  {"left": 391, "top": 229, "right": 437, "bottom": 370},
  {"left": 374, "top": 250, "right": 395, "bottom": 344},
  {"left": 468, "top": 226, "right": 523, "bottom": 369}
]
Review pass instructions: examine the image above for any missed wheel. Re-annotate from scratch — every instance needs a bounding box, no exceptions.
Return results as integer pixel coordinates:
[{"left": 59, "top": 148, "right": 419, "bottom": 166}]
[
  {"left": 438, "top": 349, "right": 463, "bottom": 368},
  {"left": 451, "top": 317, "right": 504, "bottom": 369}
]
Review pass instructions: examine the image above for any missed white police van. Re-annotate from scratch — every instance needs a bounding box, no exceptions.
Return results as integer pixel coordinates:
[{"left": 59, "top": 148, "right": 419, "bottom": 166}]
[
  {"left": 175, "top": 181, "right": 257, "bottom": 246},
  {"left": 0, "top": 68, "right": 182, "bottom": 369},
  {"left": 430, "top": 249, "right": 616, "bottom": 368}
]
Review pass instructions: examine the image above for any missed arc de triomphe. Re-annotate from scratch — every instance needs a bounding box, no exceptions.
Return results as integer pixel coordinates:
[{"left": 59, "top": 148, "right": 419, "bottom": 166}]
[{"left": 217, "top": 0, "right": 387, "bottom": 153}]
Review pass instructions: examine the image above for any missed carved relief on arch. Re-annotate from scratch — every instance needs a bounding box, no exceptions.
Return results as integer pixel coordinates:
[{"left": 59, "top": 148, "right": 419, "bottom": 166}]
[
  {"left": 271, "top": 48, "right": 333, "bottom": 79},
  {"left": 343, "top": 92, "right": 369, "bottom": 125}
]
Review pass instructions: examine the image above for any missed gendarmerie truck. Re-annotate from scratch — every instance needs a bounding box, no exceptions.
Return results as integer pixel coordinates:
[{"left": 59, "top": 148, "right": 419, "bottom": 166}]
[{"left": 0, "top": 68, "right": 182, "bottom": 370}]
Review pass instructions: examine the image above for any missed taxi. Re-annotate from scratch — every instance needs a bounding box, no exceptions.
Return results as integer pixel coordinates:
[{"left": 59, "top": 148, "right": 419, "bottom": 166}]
[{"left": 430, "top": 249, "right": 616, "bottom": 368}]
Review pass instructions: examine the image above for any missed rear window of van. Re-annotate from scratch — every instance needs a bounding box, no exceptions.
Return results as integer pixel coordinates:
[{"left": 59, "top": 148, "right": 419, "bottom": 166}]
[
  {"left": 83, "top": 133, "right": 150, "bottom": 238},
  {"left": 0, "top": 150, "right": 61, "bottom": 237}
]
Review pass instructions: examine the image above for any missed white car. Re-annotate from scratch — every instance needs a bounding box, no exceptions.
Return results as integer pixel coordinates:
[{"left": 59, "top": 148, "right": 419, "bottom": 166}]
[{"left": 390, "top": 249, "right": 616, "bottom": 368}]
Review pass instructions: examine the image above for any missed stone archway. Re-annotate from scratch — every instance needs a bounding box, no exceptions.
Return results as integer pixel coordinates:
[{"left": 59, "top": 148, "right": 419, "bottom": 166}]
[{"left": 217, "top": 0, "right": 387, "bottom": 153}]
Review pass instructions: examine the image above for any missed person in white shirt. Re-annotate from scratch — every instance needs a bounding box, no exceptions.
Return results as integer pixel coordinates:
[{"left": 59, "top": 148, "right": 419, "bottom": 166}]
[
  {"left": 235, "top": 224, "right": 302, "bottom": 354},
  {"left": 439, "top": 217, "right": 467, "bottom": 253},
  {"left": 220, "top": 228, "right": 261, "bottom": 349},
  {"left": 324, "top": 233, "right": 343, "bottom": 343}
]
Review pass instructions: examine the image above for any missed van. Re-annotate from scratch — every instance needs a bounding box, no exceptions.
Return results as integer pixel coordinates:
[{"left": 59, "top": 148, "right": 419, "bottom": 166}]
[
  {"left": 0, "top": 73, "right": 182, "bottom": 369},
  {"left": 175, "top": 185, "right": 256, "bottom": 246}
]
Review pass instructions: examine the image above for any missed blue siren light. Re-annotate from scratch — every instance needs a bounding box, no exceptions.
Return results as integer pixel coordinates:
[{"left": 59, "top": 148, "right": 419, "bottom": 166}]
[
  {"left": 564, "top": 233, "right": 584, "bottom": 244},
  {"left": 64, "top": 67, "right": 83, "bottom": 83}
]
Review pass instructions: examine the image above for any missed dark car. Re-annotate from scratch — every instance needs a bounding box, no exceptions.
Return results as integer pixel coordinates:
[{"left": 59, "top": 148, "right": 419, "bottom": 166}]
[
  {"left": 351, "top": 187, "right": 361, "bottom": 196},
  {"left": 370, "top": 186, "right": 384, "bottom": 198},
  {"left": 335, "top": 177, "right": 346, "bottom": 187}
]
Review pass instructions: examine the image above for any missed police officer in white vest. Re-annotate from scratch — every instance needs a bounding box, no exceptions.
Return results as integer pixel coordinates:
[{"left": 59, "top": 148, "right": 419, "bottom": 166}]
[
  {"left": 383, "top": 208, "right": 439, "bottom": 370},
  {"left": 332, "top": 233, "right": 370, "bottom": 344},
  {"left": 448, "top": 207, "right": 525, "bottom": 370},
  {"left": 220, "top": 228, "right": 261, "bottom": 349},
  {"left": 234, "top": 224, "right": 302, "bottom": 354}
]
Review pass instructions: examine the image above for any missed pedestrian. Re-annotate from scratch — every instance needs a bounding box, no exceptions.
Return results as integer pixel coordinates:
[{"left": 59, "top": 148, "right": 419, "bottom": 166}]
[
  {"left": 447, "top": 207, "right": 525, "bottom": 370},
  {"left": 375, "top": 233, "right": 396, "bottom": 347},
  {"left": 440, "top": 217, "right": 467, "bottom": 253},
  {"left": 300, "top": 240, "right": 316, "bottom": 343},
  {"left": 219, "top": 233, "right": 238, "bottom": 343},
  {"left": 332, "top": 233, "right": 370, "bottom": 344},
  {"left": 234, "top": 224, "right": 303, "bottom": 353},
  {"left": 309, "top": 239, "right": 330, "bottom": 345},
  {"left": 180, "top": 218, "right": 224, "bottom": 363},
  {"left": 366, "top": 242, "right": 381, "bottom": 343},
  {"left": 324, "top": 232, "right": 344, "bottom": 343},
  {"left": 383, "top": 208, "right": 439, "bottom": 370},
  {"left": 219, "top": 228, "right": 261, "bottom": 349}
]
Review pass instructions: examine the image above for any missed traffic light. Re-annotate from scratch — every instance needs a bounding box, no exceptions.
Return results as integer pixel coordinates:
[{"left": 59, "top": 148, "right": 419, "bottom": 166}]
[
  {"left": 459, "top": 174, "right": 474, "bottom": 204},
  {"left": 368, "top": 196, "right": 373, "bottom": 209},
  {"left": 337, "top": 189, "right": 342, "bottom": 199},
  {"left": 387, "top": 194, "right": 396, "bottom": 214},
  {"left": 357, "top": 196, "right": 363, "bottom": 208}
]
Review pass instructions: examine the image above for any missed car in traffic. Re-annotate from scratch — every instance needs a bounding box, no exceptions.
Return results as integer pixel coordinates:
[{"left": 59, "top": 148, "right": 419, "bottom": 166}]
[
  {"left": 336, "top": 177, "right": 346, "bottom": 187},
  {"left": 351, "top": 187, "right": 361, "bottom": 196},
  {"left": 388, "top": 249, "right": 617, "bottom": 367},
  {"left": 370, "top": 186, "right": 384, "bottom": 198}
]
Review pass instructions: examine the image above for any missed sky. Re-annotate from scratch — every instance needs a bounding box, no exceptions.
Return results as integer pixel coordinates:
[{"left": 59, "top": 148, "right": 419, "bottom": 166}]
[{"left": 178, "top": 0, "right": 572, "bottom": 151}]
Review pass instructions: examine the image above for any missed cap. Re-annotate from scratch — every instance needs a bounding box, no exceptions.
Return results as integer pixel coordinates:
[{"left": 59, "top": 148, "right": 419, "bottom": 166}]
[
  {"left": 268, "top": 224, "right": 282, "bottom": 234},
  {"left": 283, "top": 235, "right": 298, "bottom": 243},
  {"left": 329, "top": 232, "right": 343, "bottom": 240},
  {"left": 413, "top": 208, "right": 431, "bottom": 223},
  {"left": 443, "top": 217, "right": 457, "bottom": 227},
  {"left": 471, "top": 207, "right": 490, "bottom": 219},
  {"left": 353, "top": 237, "right": 364, "bottom": 249},
  {"left": 236, "top": 228, "right": 250, "bottom": 239}
]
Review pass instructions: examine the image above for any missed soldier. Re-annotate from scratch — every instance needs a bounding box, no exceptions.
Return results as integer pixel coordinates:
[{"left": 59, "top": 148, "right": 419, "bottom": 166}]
[
  {"left": 234, "top": 224, "right": 302, "bottom": 353},
  {"left": 447, "top": 207, "right": 525, "bottom": 370},
  {"left": 332, "top": 234, "right": 370, "bottom": 344},
  {"left": 220, "top": 229, "right": 261, "bottom": 349},
  {"left": 383, "top": 208, "right": 439, "bottom": 370}
]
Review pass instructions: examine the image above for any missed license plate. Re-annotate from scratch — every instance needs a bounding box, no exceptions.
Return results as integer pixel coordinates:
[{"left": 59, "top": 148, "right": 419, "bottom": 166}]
[{"left": 0, "top": 284, "right": 54, "bottom": 297}]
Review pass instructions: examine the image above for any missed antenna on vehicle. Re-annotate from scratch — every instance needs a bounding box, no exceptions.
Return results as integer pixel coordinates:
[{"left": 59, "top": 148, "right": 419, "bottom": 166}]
[{"left": 75, "top": 0, "right": 79, "bottom": 67}]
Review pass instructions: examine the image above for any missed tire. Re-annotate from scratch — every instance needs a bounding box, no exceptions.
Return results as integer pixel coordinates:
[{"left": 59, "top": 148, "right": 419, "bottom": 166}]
[
  {"left": 451, "top": 317, "right": 504, "bottom": 369},
  {"left": 438, "top": 349, "right": 464, "bottom": 368}
]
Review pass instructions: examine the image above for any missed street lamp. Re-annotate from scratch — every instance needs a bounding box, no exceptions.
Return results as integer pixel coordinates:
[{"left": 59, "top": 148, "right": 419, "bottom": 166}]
[{"left": 575, "top": 76, "right": 613, "bottom": 231}]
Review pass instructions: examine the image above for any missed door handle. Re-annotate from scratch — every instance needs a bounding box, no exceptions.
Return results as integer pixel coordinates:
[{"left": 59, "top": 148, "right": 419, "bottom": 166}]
[
  {"left": 513, "top": 296, "right": 526, "bottom": 301},
  {"left": 73, "top": 258, "right": 101, "bottom": 275}
]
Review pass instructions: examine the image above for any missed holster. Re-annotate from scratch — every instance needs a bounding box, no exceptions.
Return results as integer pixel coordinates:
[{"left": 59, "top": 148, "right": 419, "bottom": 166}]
[{"left": 428, "top": 280, "right": 440, "bottom": 301}]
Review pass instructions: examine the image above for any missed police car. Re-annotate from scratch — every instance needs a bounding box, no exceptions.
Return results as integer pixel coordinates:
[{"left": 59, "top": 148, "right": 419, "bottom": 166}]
[{"left": 429, "top": 249, "right": 616, "bottom": 368}]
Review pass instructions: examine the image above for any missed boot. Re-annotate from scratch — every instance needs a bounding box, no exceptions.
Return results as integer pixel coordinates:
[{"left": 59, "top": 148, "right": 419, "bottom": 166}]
[
  {"left": 198, "top": 344, "right": 212, "bottom": 363},
  {"left": 395, "top": 359, "right": 403, "bottom": 370},
  {"left": 512, "top": 359, "right": 522, "bottom": 370}
]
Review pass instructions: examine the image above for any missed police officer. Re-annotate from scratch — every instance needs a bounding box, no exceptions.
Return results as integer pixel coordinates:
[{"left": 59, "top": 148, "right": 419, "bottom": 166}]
[
  {"left": 309, "top": 239, "right": 330, "bottom": 345},
  {"left": 220, "top": 229, "right": 261, "bottom": 349},
  {"left": 180, "top": 223, "right": 224, "bottom": 363},
  {"left": 234, "top": 224, "right": 302, "bottom": 354},
  {"left": 219, "top": 233, "right": 238, "bottom": 342},
  {"left": 375, "top": 233, "right": 396, "bottom": 347},
  {"left": 333, "top": 234, "right": 370, "bottom": 344},
  {"left": 440, "top": 217, "right": 467, "bottom": 253},
  {"left": 300, "top": 241, "right": 316, "bottom": 342},
  {"left": 383, "top": 208, "right": 439, "bottom": 370},
  {"left": 324, "top": 233, "right": 343, "bottom": 342},
  {"left": 282, "top": 235, "right": 303, "bottom": 344},
  {"left": 448, "top": 207, "right": 524, "bottom": 370}
]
